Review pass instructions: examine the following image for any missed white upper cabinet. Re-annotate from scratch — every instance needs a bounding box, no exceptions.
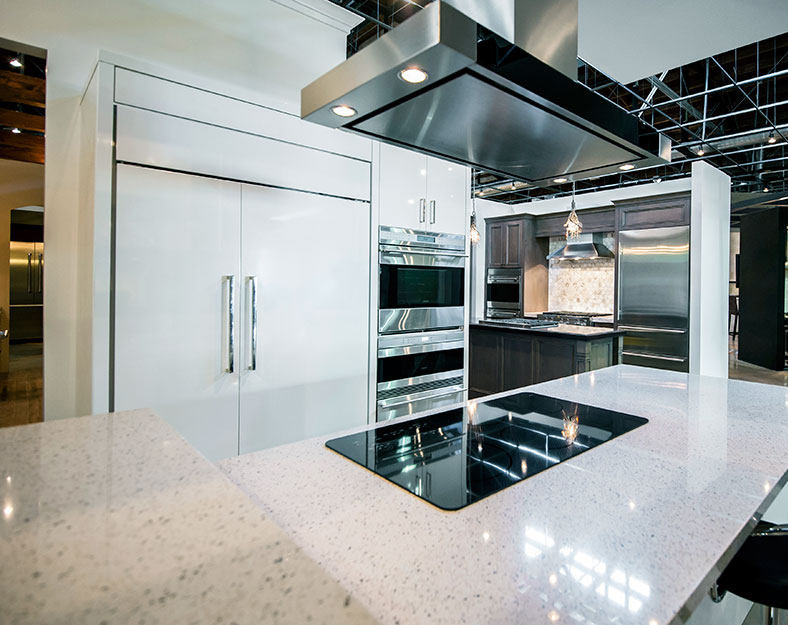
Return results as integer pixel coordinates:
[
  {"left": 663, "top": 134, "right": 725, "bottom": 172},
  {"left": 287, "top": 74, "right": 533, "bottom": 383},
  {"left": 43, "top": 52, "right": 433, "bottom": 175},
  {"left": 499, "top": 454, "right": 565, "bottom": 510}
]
[
  {"left": 426, "top": 156, "right": 469, "bottom": 236},
  {"left": 379, "top": 143, "right": 428, "bottom": 231},
  {"left": 378, "top": 143, "right": 469, "bottom": 236}
]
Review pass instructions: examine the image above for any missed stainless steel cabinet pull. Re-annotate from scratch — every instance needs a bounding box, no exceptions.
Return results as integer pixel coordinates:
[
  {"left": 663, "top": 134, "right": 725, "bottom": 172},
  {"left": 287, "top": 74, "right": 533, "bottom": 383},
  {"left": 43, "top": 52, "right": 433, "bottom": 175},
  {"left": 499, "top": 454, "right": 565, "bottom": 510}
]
[
  {"left": 223, "top": 275, "right": 235, "bottom": 373},
  {"left": 26, "top": 253, "right": 32, "bottom": 293},
  {"left": 622, "top": 350, "right": 687, "bottom": 363},
  {"left": 419, "top": 198, "right": 426, "bottom": 223},
  {"left": 246, "top": 276, "right": 258, "bottom": 371},
  {"left": 429, "top": 200, "right": 436, "bottom": 224},
  {"left": 37, "top": 253, "right": 43, "bottom": 293}
]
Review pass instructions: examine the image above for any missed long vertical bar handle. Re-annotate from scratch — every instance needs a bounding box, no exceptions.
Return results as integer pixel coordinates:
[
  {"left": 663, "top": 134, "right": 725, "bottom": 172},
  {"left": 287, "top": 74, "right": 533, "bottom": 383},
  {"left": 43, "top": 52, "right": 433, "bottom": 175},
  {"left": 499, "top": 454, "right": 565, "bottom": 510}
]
[
  {"left": 247, "top": 276, "right": 258, "bottom": 371},
  {"left": 429, "top": 200, "right": 436, "bottom": 224},
  {"left": 26, "top": 253, "right": 32, "bottom": 293},
  {"left": 223, "top": 275, "right": 235, "bottom": 374},
  {"left": 419, "top": 198, "right": 426, "bottom": 223},
  {"left": 37, "top": 253, "right": 43, "bottom": 293}
]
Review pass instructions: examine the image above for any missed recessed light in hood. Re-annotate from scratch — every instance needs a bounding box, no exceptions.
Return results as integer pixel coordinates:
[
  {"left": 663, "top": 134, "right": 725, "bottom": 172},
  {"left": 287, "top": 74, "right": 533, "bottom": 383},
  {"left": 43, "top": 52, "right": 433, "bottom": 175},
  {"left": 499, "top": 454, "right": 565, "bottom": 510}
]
[
  {"left": 398, "top": 67, "right": 429, "bottom": 84},
  {"left": 301, "top": 1, "right": 671, "bottom": 187},
  {"left": 331, "top": 105, "right": 357, "bottom": 118}
]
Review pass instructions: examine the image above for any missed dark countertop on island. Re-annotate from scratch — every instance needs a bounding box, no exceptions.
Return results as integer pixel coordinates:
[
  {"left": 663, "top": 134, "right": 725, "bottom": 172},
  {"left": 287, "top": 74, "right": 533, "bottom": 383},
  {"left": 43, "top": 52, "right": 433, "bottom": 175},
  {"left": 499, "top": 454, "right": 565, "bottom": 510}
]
[{"left": 471, "top": 318, "right": 625, "bottom": 340}]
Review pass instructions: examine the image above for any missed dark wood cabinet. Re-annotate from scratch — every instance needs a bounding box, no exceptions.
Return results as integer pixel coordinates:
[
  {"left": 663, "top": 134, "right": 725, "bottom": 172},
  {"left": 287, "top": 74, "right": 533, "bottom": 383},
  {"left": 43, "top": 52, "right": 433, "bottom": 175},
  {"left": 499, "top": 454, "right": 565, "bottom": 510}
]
[
  {"left": 469, "top": 325, "right": 623, "bottom": 398},
  {"left": 486, "top": 219, "right": 522, "bottom": 268}
]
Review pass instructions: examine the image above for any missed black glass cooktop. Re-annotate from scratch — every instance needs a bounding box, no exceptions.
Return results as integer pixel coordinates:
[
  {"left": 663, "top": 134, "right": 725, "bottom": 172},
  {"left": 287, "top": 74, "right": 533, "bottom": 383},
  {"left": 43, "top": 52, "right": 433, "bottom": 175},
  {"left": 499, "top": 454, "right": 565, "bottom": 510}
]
[{"left": 326, "top": 392, "right": 648, "bottom": 511}]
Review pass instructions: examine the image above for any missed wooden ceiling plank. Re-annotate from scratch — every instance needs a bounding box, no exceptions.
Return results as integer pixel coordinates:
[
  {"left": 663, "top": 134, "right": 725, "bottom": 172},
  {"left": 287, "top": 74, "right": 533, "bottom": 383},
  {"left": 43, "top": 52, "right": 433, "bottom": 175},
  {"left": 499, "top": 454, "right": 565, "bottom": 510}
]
[
  {"left": 0, "top": 131, "right": 44, "bottom": 164},
  {"left": 0, "top": 109, "right": 45, "bottom": 133},
  {"left": 0, "top": 72, "right": 46, "bottom": 108}
]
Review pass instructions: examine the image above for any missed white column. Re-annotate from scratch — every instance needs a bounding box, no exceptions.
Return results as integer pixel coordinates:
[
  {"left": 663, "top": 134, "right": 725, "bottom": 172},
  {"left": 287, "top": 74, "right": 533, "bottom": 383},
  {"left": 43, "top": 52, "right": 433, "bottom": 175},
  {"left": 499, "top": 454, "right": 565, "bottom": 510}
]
[{"left": 689, "top": 161, "right": 731, "bottom": 378}]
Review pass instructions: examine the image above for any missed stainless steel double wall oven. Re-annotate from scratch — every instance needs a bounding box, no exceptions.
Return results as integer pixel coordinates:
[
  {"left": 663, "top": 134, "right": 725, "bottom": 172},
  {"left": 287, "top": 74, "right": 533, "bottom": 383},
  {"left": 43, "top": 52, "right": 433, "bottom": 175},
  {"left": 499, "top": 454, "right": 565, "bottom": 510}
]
[{"left": 377, "top": 226, "right": 467, "bottom": 421}]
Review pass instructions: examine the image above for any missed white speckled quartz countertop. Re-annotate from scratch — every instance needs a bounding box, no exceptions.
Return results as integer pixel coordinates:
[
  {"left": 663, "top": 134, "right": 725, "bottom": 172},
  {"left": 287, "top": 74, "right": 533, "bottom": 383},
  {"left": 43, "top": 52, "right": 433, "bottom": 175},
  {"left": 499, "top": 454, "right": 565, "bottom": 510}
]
[
  {"left": 220, "top": 365, "right": 788, "bottom": 625},
  {"left": 0, "top": 410, "right": 378, "bottom": 625}
]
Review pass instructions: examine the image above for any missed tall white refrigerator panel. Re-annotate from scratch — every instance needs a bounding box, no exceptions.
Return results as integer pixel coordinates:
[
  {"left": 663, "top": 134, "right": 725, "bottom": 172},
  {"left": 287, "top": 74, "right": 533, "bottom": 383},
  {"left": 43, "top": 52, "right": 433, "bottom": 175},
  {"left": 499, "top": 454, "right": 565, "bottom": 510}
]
[
  {"left": 114, "top": 164, "right": 242, "bottom": 460},
  {"left": 238, "top": 185, "right": 370, "bottom": 454}
]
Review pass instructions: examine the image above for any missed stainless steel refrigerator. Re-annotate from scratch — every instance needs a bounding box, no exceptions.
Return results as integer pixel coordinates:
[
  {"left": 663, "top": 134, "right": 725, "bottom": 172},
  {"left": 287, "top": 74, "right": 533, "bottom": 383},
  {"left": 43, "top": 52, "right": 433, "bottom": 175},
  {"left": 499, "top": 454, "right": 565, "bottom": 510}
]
[
  {"left": 616, "top": 226, "right": 690, "bottom": 372},
  {"left": 9, "top": 241, "right": 44, "bottom": 342}
]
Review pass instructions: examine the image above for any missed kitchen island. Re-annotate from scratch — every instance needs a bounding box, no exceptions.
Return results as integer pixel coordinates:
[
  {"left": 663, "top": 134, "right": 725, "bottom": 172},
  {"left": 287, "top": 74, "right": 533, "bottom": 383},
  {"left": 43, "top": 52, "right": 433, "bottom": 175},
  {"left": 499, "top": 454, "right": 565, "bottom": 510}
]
[
  {"left": 469, "top": 319, "right": 625, "bottom": 397},
  {"left": 221, "top": 365, "right": 788, "bottom": 625}
]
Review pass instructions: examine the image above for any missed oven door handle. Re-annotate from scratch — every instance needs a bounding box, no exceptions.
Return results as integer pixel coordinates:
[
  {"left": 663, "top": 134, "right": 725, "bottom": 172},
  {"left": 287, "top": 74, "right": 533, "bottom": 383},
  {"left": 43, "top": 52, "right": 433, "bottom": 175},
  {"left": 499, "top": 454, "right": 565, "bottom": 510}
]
[
  {"left": 380, "top": 251, "right": 466, "bottom": 267},
  {"left": 378, "top": 340, "right": 465, "bottom": 358}
]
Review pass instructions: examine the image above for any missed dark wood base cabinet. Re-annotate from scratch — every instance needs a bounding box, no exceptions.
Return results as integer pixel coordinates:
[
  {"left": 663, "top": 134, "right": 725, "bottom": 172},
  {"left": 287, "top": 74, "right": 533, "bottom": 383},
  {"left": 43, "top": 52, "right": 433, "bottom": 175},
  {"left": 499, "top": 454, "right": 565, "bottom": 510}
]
[{"left": 469, "top": 325, "right": 623, "bottom": 398}]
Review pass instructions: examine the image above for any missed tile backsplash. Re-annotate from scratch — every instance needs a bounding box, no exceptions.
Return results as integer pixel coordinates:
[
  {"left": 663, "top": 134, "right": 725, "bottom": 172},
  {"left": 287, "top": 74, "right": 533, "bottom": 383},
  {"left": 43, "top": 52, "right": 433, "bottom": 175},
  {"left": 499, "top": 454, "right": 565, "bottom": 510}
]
[{"left": 548, "top": 233, "right": 615, "bottom": 313}]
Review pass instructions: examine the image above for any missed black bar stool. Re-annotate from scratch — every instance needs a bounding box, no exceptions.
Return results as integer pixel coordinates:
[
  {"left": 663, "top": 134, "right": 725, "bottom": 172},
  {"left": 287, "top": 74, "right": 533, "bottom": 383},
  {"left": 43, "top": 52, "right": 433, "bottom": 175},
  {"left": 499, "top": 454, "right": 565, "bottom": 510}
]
[{"left": 712, "top": 521, "right": 788, "bottom": 624}]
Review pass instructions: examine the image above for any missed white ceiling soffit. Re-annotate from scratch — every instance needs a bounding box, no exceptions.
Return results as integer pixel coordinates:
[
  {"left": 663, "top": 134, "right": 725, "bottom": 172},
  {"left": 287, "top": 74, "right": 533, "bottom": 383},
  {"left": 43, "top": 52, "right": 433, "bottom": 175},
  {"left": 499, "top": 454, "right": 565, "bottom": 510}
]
[{"left": 578, "top": 0, "right": 788, "bottom": 84}]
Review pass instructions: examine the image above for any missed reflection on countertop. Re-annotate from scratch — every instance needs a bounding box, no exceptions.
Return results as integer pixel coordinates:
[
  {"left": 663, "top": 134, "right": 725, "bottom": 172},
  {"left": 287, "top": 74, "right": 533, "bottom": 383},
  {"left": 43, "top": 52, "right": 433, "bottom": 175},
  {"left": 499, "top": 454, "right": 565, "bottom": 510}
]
[
  {"left": 220, "top": 365, "right": 788, "bottom": 625},
  {"left": 0, "top": 410, "right": 377, "bottom": 625}
]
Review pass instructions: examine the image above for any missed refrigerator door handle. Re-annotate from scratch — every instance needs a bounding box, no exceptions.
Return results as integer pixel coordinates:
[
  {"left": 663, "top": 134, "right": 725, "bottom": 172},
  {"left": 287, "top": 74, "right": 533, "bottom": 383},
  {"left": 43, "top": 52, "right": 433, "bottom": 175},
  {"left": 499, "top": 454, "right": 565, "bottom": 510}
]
[
  {"left": 37, "top": 253, "right": 43, "bottom": 293},
  {"left": 222, "top": 275, "right": 235, "bottom": 373},
  {"left": 617, "top": 325, "right": 686, "bottom": 334},
  {"left": 246, "top": 276, "right": 258, "bottom": 371},
  {"left": 621, "top": 350, "right": 687, "bottom": 363},
  {"left": 26, "top": 253, "right": 32, "bottom": 293}
]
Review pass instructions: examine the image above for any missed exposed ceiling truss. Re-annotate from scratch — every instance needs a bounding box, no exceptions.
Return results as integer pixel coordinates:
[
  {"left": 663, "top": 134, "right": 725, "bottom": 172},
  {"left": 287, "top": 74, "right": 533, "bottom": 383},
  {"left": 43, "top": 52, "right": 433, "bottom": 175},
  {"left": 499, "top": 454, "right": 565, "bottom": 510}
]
[
  {"left": 329, "top": 0, "right": 788, "bottom": 207},
  {"left": 0, "top": 45, "right": 46, "bottom": 164}
]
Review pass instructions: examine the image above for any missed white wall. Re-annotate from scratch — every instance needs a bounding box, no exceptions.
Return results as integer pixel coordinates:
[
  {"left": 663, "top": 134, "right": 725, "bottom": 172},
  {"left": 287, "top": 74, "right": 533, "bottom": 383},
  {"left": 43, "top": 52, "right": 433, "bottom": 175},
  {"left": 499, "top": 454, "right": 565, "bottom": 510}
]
[
  {"left": 689, "top": 161, "right": 731, "bottom": 378},
  {"left": 471, "top": 178, "right": 693, "bottom": 317},
  {"left": 0, "top": 0, "right": 359, "bottom": 419}
]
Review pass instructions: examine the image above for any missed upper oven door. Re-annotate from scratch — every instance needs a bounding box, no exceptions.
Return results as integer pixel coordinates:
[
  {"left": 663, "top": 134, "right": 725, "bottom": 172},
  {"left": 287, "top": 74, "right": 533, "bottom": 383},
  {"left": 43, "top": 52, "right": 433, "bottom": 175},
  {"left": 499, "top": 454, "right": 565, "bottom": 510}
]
[{"left": 379, "top": 248, "right": 465, "bottom": 334}]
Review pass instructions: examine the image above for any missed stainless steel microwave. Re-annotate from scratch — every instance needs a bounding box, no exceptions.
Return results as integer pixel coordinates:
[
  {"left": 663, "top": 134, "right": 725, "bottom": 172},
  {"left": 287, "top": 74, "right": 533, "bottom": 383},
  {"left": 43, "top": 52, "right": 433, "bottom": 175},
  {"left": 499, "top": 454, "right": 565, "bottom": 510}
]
[{"left": 378, "top": 226, "right": 466, "bottom": 334}]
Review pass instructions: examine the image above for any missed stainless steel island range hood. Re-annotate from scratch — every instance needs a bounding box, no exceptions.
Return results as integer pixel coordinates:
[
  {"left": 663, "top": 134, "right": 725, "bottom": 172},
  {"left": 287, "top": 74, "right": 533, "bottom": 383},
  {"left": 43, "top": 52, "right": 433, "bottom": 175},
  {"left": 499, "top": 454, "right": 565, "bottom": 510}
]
[{"left": 301, "top": 0, "right": 671, "bottom": 186}]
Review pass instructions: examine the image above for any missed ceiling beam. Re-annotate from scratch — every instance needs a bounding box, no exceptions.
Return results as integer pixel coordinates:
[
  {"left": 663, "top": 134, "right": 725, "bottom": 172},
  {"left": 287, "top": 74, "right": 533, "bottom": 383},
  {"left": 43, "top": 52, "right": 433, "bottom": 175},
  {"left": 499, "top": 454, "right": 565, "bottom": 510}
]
[
  {"left": 0, "top": 72, "right": 46, "bottom": 108},
  {"left": 0, "top": 130, "right": 44, "bottom": 164},
  {"left": 0, "top": 109, "right": 44, "bottom": 133}
]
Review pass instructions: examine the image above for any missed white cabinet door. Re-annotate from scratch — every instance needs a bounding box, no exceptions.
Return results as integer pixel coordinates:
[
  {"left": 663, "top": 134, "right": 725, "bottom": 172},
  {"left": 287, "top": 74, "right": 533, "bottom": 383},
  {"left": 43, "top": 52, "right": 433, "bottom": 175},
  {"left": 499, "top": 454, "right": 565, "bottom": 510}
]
[
  {"left": 114, "top": 164, "right": 241, "bottom": 461},
  {"left": 427, "top": 156, "right": 469, "bottom": 236},
  {"left": 238, "top": 185, "right": 370, "bottom": 454},
  {"left": 378, "top": 143, "right": 427, "bottom": 230}
]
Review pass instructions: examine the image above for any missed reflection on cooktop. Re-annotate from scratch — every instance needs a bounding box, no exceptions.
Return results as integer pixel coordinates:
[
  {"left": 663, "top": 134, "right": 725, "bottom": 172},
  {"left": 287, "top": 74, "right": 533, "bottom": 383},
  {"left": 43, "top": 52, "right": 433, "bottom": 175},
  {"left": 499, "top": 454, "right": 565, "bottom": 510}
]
[{"left": 326, "top": 392, "right": 648, "bottom": 510}]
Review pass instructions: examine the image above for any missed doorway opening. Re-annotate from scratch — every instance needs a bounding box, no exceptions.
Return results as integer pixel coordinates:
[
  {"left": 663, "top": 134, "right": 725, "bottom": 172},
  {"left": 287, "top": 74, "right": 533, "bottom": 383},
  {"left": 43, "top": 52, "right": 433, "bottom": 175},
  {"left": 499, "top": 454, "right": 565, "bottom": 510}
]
[{"left": 0, "top": 38, "right": 46, "bottom": 426}]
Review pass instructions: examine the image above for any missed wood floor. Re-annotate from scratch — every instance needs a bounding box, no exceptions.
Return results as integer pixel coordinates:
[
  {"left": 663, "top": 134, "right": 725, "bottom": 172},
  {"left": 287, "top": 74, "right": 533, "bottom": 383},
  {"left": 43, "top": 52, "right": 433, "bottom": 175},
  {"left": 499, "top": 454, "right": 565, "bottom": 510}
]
[{"left": 0, "top": 342, "right": 43, "bottom": 428}]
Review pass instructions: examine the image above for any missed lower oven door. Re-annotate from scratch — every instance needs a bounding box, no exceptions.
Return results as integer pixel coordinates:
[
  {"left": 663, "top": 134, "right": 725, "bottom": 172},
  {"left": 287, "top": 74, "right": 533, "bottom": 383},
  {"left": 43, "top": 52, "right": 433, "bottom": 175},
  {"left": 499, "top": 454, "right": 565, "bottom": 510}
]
[{"left": 377, "top": 330, "right": 465, "bottom": 421}]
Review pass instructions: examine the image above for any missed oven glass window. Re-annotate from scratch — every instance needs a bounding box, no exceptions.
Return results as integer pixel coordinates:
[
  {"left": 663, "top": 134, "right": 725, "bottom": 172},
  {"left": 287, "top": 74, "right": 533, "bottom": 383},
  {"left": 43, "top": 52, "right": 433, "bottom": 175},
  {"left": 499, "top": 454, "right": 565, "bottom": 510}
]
[
  {"left": 379, "top": 265, "right": 464, "bottom": 309},
  {"left": 378, "top": 348, "right": 464, "bottom": 383},
  {"left": 487, "top": 283, "right": 520, "bottom": 304}
]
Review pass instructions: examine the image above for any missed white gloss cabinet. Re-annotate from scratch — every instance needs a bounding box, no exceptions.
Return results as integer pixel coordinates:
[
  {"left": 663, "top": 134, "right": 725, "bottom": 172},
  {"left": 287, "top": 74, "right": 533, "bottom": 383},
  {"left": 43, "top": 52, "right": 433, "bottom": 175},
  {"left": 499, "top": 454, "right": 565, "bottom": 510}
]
[
  {"left": 378, "top": 143, "right": 427, "bottom": 231},
  {"left": 114, "top": 164, "right": 242, "bottom": 460},
  {"left": 113, "top": 165, "right": 371, "bottom": 461},
  {"left": 378, "top": 143, "right": 469, "bottom": 235},
  {"left": 238, "top": 185, "right": 370, "bottom": 454}
]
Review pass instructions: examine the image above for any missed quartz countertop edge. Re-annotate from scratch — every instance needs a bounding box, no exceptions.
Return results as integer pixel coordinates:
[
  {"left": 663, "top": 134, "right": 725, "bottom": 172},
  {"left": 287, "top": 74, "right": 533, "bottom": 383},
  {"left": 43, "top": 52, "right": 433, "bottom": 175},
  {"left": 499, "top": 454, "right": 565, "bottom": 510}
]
[
  {"left": 0, "top": 408, "right": 379, "bottom": 625},
  {"left": 220, "top": 365, "right": 788, "bottom": 625}
]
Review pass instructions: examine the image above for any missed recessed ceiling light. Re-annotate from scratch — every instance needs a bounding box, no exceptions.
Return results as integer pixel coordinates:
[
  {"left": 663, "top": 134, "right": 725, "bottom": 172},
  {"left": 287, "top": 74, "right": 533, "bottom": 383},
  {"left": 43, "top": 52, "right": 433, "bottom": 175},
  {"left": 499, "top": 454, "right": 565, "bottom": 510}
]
[
  {"left": 763, "top": 187, "right": 770, "bottom": 193},
  {"left": 697, "top": 148, "right": 705, "bottom": 156},
  {"left": 9, "top": 57, "right": 22, "bottom": 68},
  {"left": 553, "top": 177, "right": 568, "bottom": 184},
  {"left": 331, "top": 105, "right": 357, "bottom": 118},
  {"left": 10, "top": 128, "right": 21, "bottom": 134},
  {"left": 619, "top": 164, "right": 635, "bottom": 171},
  {"left": 767, "top": 133, "right": 777, "bottom": 144},
  {"left": 398, "top": 67, "right": 428, "bottom": 84}
]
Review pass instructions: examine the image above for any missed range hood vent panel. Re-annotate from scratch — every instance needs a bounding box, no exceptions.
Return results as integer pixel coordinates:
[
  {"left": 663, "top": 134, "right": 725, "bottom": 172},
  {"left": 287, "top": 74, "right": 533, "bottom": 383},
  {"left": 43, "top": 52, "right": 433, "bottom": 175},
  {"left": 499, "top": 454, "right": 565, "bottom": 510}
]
[
  {"left": 546, "top": 233, "right": 615, "bottom": 261},
  {"left": 301, "top": 1, "right": 670, "bottom": 185}
]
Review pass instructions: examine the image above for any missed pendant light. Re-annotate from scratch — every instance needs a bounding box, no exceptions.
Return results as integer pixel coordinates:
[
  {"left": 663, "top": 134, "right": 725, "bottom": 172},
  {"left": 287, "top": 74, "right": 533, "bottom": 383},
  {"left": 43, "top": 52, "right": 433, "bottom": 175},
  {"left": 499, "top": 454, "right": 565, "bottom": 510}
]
[
  {"left": 469, "top": 178, "right": 480, "bottom": 246},
  {"left": 563, "top": 182, "right": 582, "bottom": 240}
]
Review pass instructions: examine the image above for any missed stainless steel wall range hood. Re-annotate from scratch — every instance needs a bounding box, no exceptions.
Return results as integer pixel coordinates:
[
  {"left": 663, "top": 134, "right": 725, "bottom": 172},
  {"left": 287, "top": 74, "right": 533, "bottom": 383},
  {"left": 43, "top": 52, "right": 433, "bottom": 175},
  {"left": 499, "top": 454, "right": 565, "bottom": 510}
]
[
  {"left": 301, "top": 0, "right": 671, "bottom": 187},
  {"left": 546, "top": 233, "right": 614, "bottom": 261}
]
